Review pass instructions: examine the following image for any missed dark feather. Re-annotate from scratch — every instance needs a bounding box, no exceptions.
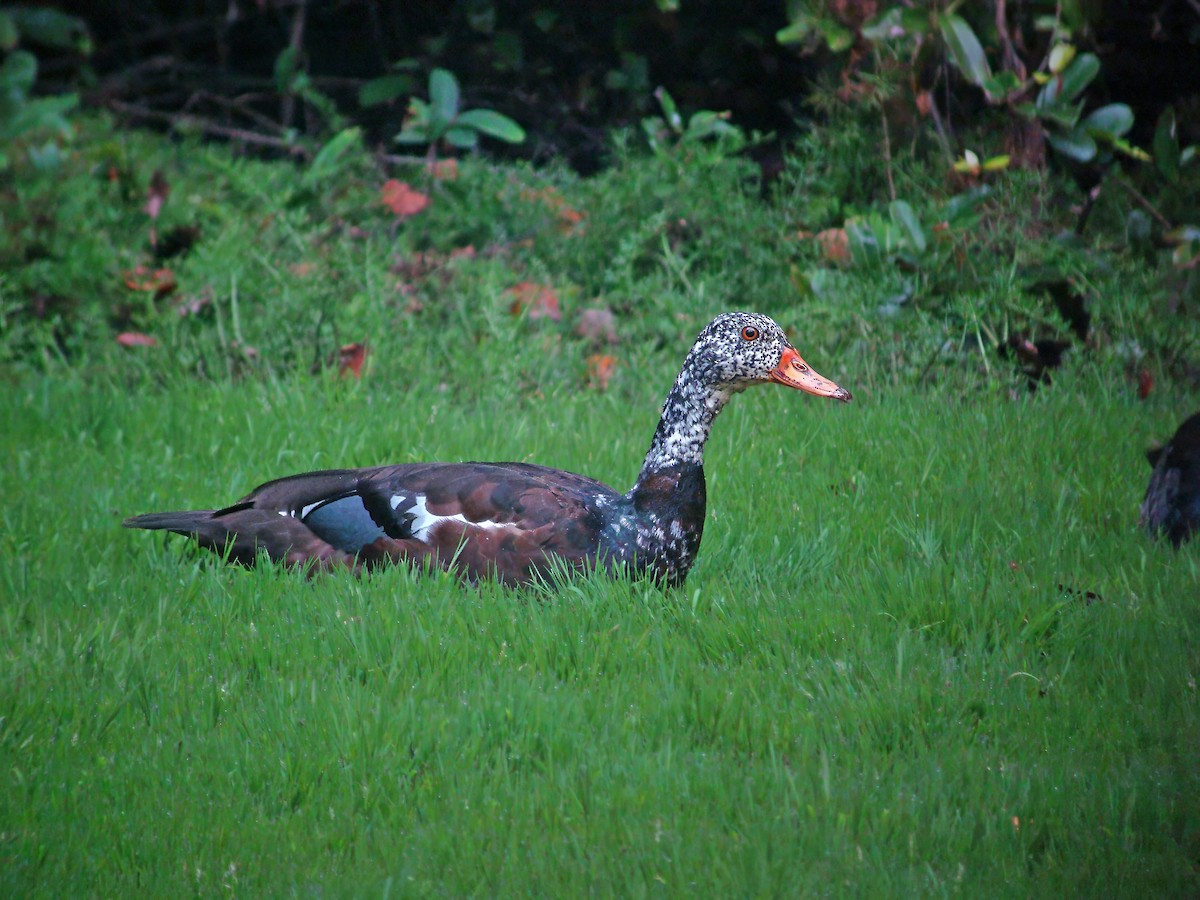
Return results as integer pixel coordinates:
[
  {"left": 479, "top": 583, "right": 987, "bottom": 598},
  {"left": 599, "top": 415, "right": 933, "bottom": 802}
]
[{"left": 1141, "top": 413, "right": 1200, "bottom": 547}]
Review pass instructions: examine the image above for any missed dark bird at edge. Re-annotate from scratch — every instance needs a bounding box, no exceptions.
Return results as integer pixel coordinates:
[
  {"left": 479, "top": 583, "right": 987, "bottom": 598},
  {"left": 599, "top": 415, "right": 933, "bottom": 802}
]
[{"left": 1141, "top": 412, "right": 1200, "bottom": 547}]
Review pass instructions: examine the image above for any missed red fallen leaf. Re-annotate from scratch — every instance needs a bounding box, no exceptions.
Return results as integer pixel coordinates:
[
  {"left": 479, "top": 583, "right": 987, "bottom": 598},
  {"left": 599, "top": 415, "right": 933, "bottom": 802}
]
[
  {"left": 815, "top": 228, "right": 850, "bottom": 265},
  {"left": 289, "top": 262, "right": 317, "bottom": 278},
  {"left": 1137, "top": 369, "right": 1154, "bottom": 399},
  {"left": 338, "top": 342, "right": 368, "bottom": 378},
  {"left": 122, "top": 265, "right": 178, "bottom": 299},
  {"left": 586, "top": 354, "right": 618, "bottom": 390},
  {"left": 915, "top": 90, "right": 933, "bottom": 117},
  {"left": 507, "top": 281, "right": 561, "bottom": 321},
  {"left": 116, "top": 332, "right": 157, "bottom": 347},
  {"left": 381, "top": 180, "right": 429, "bottom": 217},
  {"left": 556, "top": 205, "right": 585, "bottom": 234},
  {"left": 145, "top": 170, "right": 170, "bottom": 220},
  {"left": 517, "top": 185, "right": 586, "bottom": 235}
]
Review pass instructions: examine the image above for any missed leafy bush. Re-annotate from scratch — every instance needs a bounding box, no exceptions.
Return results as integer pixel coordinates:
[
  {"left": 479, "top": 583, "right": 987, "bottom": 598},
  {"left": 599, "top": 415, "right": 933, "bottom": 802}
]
[{"left": 0, "top": 6, "right": 90, "bottom": 171}]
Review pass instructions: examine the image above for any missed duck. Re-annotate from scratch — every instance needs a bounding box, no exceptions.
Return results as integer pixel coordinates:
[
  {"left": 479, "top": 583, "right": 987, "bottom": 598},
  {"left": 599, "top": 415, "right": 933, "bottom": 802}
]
[
  {"left": 124, "top": 312, "right": 851, "bottom": 586},
  {"left": 1140, "top": 412, "right": 1200, "bottom": 547}
]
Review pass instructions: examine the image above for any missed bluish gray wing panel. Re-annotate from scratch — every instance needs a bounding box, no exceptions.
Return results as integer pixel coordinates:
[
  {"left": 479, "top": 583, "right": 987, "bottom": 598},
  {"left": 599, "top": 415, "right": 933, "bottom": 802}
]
[{"left": 302, "top": 494, "right": 387, "bottom": 552}]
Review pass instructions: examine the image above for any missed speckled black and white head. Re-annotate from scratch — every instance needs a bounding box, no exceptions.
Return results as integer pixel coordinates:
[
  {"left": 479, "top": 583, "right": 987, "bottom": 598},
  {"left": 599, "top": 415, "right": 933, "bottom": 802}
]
[{"left": 636, "top": 312, "right": 850, "bottom": 478}]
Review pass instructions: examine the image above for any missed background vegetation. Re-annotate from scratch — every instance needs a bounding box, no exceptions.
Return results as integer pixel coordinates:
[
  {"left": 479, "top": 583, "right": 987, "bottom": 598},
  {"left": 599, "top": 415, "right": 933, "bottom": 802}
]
[{"left": 2, "top": 0, "right": 1199, "bottom": 894}]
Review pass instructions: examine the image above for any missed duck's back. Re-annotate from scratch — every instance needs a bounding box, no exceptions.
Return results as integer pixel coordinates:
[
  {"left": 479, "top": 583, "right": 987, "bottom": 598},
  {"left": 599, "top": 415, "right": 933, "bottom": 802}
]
[{"left": 127, "top": 461, "right": 627, "bottom": 584}]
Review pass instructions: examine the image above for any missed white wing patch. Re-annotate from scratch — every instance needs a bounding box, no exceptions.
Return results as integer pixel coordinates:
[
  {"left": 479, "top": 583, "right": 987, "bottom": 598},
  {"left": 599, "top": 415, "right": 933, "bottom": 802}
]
[{"left": 394, "top": 493, "right": 507, "bottom": 542}]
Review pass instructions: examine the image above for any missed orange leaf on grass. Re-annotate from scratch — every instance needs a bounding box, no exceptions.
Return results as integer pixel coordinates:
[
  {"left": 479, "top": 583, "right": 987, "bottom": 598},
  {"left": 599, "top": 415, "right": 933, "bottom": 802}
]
[
  {"left": 507, "top": 281, "right": 562, "bottom": 321},
  {"left": 116, "top": 331, "right": 158, "bottom": 347},
  {"left": 815, "top": 228, "right": 850, "bottom": 265},
  {"left": 122, "top": 265, "right": 178, "bottom": 299},
  {"left": 586, "top": 354, "right": 618, "bottom": 390},
  {"left": 518, "top": 185, "right": 586, "bottom": 235},
  {"left": 381, "top": 180, "right": 430, "bottom": 217},
  {"left": 338, "top": 342, "right": 368, "bottom": 378}
]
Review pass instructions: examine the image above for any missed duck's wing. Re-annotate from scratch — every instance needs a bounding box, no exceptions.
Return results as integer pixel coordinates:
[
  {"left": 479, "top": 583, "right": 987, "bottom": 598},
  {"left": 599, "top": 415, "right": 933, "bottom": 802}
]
[{"left": 124, "top": 462, "right": 622, "bottom": 584}]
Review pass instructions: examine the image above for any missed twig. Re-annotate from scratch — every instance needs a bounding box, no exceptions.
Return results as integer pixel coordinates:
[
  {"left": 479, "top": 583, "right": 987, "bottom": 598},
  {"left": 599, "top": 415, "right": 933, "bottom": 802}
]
[
  {"left": 280, "top": 0, "right": 308, "bottom": 129},
  {"left": 378, "top": 151, "right": 439, "bottom": 167},
  {"left": 1075, "top": 183, "right": 1101, "bottom": 236},
  {"left": 183, "top": 90, "right": 289, "bottom": 136},
  {"left": 994, "top": 0, "right": 1027, "bottom": 80},
  {"left": 1115, "top": 176, "right": 1174, "bottom": 230},
  {"left": 107, "top": 99, "right": 310, "bottom": 157},
  {"left": 880, "top": 101, "right": 896, "bottom": 202}
]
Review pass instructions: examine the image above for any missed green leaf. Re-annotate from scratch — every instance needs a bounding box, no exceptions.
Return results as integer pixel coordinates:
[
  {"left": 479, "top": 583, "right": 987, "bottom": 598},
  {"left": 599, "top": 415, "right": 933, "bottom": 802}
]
[
  {"left": 394, "top": 127, "right": 430, "bottom": 145},
  {"left": 456, "top": 108, "right": 526, "bottom": 143},
  {"left": 273, "top": 46, "right": 299, "bottom": 93},
  {"left": 1153, "top": 107, "right": 1180, "bottom": 183},
  {"left": 8, "top": 6, "right": 90, "bottom": 53},
  {"left": 889, "top": 200, "right": 927, "bottom": 254},
  {"left": 845, "top": 220, "right": 883, "bottom": 267},
  {"left": 428, "top": 68, "right": 460, "bottom": 131},
  {"left": 1038, "top": 99, "right": 1084, "bottom": 129},
  {"left": 0, "top": 92, "right": 77, "bottom": 142},
  {"left": 819, "top": 21, "right": 855, "bottom": 52},
  {"left": 1048, "top": 43, "right": 1076, "bottom": 74},
  {"left": 684, "top": 110, "right": 741, "bottom": 143},
  {"left": 1046, "top": 127, "right": 1097, "bottom": 163},
  {"left": 444, "top": 125, "right": 478, "bottom": 149},
  {"left": 1082, "top": 103, "right": 1133, "bottom": 140},
  {"left": 942, "top": 186, "right": 991, "bottom": 225},
  {"left": 1056, "top": 53, "right": 1100, "bottom": 102},
  {"left": 775, "top": 14, "right": 815, "bottom": 45},
  {"left": 901, "top": 9, "right": 930, "bottom": 34},
  {"left": 359, "top": 73, "right": 415, "bottom": 108},
  {"left": 0, "top": 49, "right": 36, "bottom": 98},
  {"left": 940, "top": 13, "right": 991, "bottom": 88},
  {"left": 302, "top": 127, "right": 361, "bottom": 188},
  {"left": 0, "top": 12, "right": 18, "bottom": 51},
  {"left": 654, "top": 87, "right": 681, "bottom": 132},
  {"left": 27, "top": 139, "right": 64, "bottom": 171},
  {"left": 982, "top": 70, "right": 1023, "bottom": 101}
]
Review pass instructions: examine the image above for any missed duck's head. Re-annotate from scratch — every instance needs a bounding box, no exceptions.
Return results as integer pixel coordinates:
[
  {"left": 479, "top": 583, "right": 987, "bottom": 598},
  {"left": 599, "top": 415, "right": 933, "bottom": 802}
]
[{"left": 687, "top": 312, "right": 851, "bottom": 402}]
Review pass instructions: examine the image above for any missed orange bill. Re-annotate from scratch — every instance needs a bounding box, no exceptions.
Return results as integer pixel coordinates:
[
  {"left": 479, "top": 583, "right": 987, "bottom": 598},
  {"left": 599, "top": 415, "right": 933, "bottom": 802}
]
[{"left": 769, "top": 347, "right": 852, "bottom": 401}]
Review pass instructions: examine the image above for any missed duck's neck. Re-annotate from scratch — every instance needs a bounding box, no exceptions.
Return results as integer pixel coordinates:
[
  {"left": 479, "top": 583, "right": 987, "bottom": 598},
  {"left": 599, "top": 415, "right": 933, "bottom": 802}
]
[{"left": 632, "top": 372, "right": 732, "bottom": 487}]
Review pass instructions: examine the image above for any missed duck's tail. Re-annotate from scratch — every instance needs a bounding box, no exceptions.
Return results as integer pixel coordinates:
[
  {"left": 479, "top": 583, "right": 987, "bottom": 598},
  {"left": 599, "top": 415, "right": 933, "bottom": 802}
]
[{"left": 123, "top": 510, "right": 218, "bottom": 534}]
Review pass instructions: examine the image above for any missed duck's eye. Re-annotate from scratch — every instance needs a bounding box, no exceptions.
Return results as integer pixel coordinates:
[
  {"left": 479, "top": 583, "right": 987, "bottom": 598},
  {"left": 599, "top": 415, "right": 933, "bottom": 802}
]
[{"left": 741, "top": 326, "right": 759, "bottom": 341}]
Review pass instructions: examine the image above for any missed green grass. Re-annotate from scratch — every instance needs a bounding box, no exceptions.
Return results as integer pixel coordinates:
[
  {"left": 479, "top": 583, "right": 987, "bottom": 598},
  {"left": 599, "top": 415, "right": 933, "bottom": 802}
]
[
  {"left": 2, "top": 111, "right": 1198, "bottom": 895},
  {"left": 2, "top": 362, "right": 1198, "bottom": 896}
]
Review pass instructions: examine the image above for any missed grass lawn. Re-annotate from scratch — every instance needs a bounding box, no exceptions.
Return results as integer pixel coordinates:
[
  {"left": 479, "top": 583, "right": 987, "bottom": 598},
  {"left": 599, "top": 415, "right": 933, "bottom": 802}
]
[{"left": 2, "top": 361, "right": 1197, "bottom": 895}]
